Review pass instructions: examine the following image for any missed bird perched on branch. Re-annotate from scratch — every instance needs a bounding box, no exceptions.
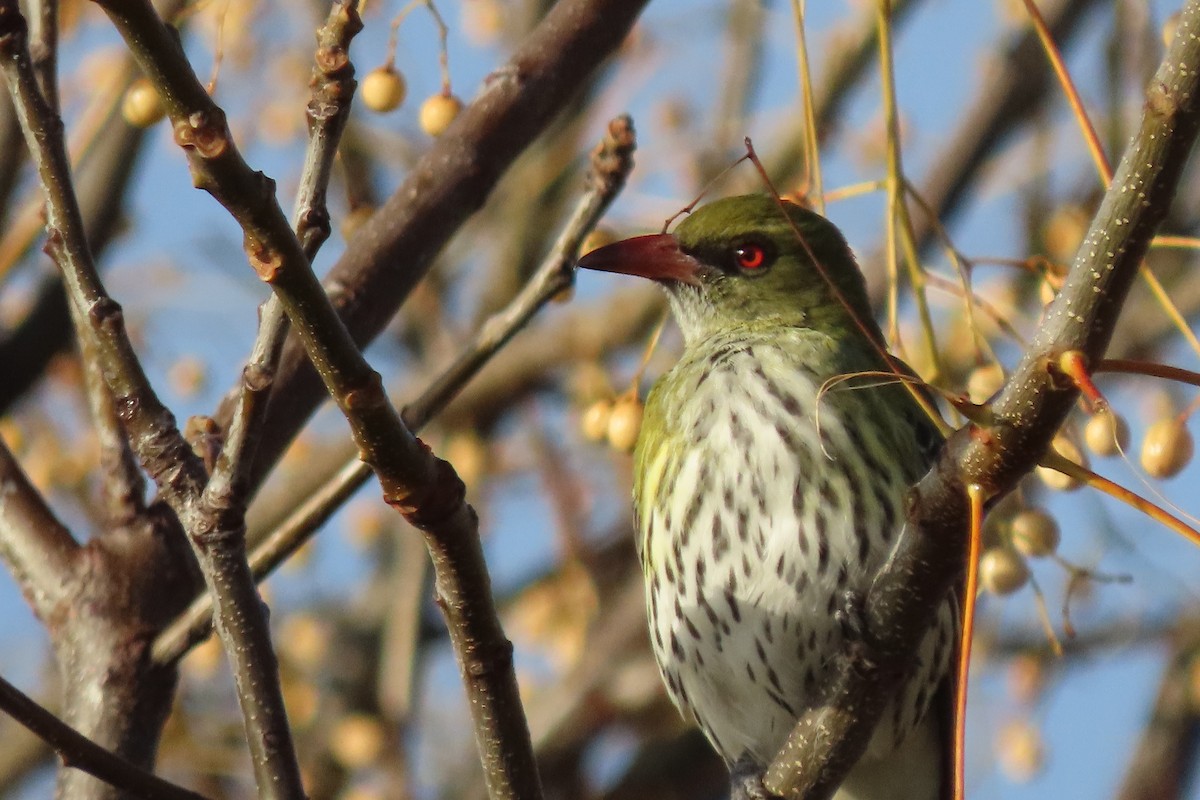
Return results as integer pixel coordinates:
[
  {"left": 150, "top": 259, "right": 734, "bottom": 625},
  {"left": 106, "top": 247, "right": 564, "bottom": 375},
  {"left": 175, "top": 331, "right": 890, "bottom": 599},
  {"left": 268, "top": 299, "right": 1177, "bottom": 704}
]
[{"left": 577, "top": 194, "right": 959, "bottom": 800}]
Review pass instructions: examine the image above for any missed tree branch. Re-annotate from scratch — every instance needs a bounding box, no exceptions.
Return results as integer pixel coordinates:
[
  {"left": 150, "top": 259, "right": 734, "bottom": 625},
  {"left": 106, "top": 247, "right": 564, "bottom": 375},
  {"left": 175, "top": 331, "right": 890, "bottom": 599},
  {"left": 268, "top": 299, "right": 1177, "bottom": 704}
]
[
  {"left": 765, "top": 2, "right": 1200, "bottom": 797},
  {"left": 1116, "top": 620, "right": 1200, "bottom": 800},
  {"left": 220, "top": 0, "right": 650, "bottom": 494},
  {"left": 0, "top": 673, "right": 211, "bottom": 800},
  {"left": 0, "top": 436, "right": 78, "bottom": 621},
  {"left": 211, "top": 0, "right": 363, "bottom": 500},
  {"left": 150, "top": 115, "right": 636, "bottom": 800},
  {"left": 0, "top": 6, "right": 304, "bottom": 798}
]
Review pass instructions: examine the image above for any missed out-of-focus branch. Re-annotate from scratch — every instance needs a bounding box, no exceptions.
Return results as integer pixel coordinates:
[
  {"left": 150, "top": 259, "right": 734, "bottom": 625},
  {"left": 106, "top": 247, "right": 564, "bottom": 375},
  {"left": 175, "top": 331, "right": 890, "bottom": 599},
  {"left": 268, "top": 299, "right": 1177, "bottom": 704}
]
[
  {"left": 410, "top": 116, "right": 635, "bottom": 428},
  {"left": 26, "top": 0, "right": 55, "bottom": 109},
  {"left": 1116, "top": 620, "right": 1200, "bottom": 800},
  {"left": 0, "top": 674, "right": 210, "bottom": 800},
  {"left": 764, "top": 3, "right": 1200, "bottom": 796},
  {"left": 0, "top": 437, "right": 78, "bottom": 621},
  {"left": 150, "top": 116, "right": 637, "bottom": 800},
  {"left": 0, "top": 90, "right": 152, "bottom": 412},
  {"left": 764, "top": 0, "right": 921, "bottom": 184},
  {"left": 900, "top": 0, "right": 1105, "bottom": 260},
  {"left": 224, "top": 0, "right": 649, "bottom": 494},
  {"left": 155, "top": 283, "right": 655, "bottom": 665},
  {"left": 0, "top": 8, "right": 304, "bottom": 799},
  {"left": 441, "top": 283, "right": 663, "bottom": 427},
  {"left": 697, "top": 0, "right": 764, "bottom": 183}
]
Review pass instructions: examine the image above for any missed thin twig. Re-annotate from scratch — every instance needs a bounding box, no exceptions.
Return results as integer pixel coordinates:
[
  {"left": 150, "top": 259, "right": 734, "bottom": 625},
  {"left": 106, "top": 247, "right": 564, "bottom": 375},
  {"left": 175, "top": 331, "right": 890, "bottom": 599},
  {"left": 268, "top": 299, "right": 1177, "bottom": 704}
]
[
  {"left": 0, "top": 673, "right": 211, "bottom": 800},
  {"left": 150, "top": 116, "right": 638, "bottom": 706},
  {"left": 152, "top": 455, "right": 367, "bottom": 664},
  {"left": 25, "top": 0, "right": 55, "bottom": 110},
  {"left": 766, "top": 0, "right": 923, "bottom": 184},
  {"left": 764, "top": 2, "right": 1200, "bottom": 796},
  {"left": 0, "top": 8, "right": 305, "bottom": 799},
  {"left": 153, "top": 282, "right": 661, "bottom": 665},
  {"left": 890, "top": 0, "right": 1105, "bottom": 270},
  {"left": 211, "top": 0, "right": 363, "bottom": 518},
  {"left": 209, "top": 0, "right": 650, "bottom": 494},
  {"left": 407, "top": 116, "right": 635, "bottom": 428},
  {"left": 1115, "top": 620, "right": 1200, "bottom": 800}
]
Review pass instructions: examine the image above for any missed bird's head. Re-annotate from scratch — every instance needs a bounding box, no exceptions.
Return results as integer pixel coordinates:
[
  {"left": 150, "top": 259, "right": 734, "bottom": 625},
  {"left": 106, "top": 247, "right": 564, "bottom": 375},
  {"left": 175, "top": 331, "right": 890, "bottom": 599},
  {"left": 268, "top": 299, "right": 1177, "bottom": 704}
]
[{"left": 578, "top": 194, "right": 881, "bottom": 346}]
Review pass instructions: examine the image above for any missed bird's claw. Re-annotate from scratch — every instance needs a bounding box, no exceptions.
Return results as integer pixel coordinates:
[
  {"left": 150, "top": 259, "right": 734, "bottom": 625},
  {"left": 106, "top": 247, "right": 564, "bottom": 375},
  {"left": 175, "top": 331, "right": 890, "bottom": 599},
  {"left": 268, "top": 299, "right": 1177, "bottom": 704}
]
[
  {"left": 729, "top": 755, "right": 779, "bottom": 800},
  {"left": 835, "top": 588, "right": 868, "bottom": 641}
]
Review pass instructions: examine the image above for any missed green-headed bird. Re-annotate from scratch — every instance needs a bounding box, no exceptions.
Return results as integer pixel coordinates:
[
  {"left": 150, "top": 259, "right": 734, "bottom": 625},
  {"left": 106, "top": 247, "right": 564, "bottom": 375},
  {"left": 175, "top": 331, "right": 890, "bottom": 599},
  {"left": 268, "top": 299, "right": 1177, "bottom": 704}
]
[{"left": 577, "top": 195, "right": 958, "bottom": 800}]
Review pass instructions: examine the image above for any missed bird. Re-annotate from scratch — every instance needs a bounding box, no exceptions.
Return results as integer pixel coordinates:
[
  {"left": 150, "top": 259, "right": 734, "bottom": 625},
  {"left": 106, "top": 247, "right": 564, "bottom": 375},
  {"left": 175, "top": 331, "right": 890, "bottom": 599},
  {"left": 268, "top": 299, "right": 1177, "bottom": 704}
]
[{"left": 576, "top": 194, "right": 959, "bottom": 800}]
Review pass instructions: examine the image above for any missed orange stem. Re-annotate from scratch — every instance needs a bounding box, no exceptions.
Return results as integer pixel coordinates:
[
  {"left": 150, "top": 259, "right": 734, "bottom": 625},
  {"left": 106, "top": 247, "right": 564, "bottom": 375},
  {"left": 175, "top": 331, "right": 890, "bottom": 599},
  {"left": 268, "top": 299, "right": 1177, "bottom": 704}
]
[
  {"left": 956, "top": 484, "right": 986, "bottom": 800},
  {"left": 1050, "top": 457, "right": 1200, "bottom": 549},
  {"left": 1095, "top": 358, "right": 1200, "bottom": 389}
]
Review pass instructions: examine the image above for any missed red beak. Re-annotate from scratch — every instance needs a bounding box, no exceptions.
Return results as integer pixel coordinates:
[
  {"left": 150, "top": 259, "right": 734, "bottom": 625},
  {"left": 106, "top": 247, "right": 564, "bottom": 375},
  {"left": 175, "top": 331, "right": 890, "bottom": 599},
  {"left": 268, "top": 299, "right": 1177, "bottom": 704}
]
[{"left": 576, "top": 233, "right": 702, "bottom": 286}]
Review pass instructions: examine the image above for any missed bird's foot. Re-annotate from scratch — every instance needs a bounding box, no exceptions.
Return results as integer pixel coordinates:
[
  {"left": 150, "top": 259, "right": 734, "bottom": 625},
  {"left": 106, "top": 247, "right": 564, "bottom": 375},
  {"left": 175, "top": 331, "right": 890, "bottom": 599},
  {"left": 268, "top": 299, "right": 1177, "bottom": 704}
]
[
  {"left": 729, "top": 756, "right": 779, "bottom": 800},
  {"left": 834, "top": 588, "right": 868, "bottom": 641}
]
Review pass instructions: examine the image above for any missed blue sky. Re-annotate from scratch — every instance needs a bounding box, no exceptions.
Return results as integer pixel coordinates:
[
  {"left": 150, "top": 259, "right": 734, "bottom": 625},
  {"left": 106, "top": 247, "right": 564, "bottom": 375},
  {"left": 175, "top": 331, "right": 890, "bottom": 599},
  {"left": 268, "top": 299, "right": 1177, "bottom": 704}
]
[{"left": 3, "top": 1, "right": 1199, "bottom": 797}]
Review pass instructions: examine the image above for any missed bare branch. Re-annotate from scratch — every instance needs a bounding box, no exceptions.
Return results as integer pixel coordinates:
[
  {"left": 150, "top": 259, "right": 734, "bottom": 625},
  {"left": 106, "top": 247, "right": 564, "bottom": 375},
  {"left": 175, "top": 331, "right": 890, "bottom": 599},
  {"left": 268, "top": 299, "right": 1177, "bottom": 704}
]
[
  {"left": 153, "top": 116, "right": 635, "bottom": 667},
  {"left": 0, "top": 437, "right": 78, "bottom": 621},
  {"left": 0, "top": 673, "right": 211, "bottom": 800},
  {"left": 219, "top": 0, "right": 650, "bottom": 493},
  {"left": 212, "top": 0, "right": 364, "bottom": 503},
  {"left": 0, "top": 7, "right": 304, "bottom": 798}
]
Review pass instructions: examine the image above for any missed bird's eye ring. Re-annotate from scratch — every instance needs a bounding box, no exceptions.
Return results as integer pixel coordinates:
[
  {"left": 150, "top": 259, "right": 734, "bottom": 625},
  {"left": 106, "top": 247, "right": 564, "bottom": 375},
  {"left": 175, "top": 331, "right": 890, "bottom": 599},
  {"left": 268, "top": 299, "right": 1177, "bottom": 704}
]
[{"left": 733, "top": 242, "right": 771, "bottom": 273}]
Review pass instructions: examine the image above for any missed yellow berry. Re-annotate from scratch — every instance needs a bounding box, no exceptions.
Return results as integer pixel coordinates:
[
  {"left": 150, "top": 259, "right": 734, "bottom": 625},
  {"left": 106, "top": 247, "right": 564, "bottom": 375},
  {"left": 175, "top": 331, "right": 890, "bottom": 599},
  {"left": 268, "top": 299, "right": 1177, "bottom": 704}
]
[
  {"left": 168, "top": 355, "right": 207, "bottom": 398},
  {"left": 445, "top": 430, "right": 488, "bottom": 488},
  {"left": 1141, "top": 417, "right": 1194, "bottom": 478},
  {"left": 569, "top": 362, "right": 613, "bottom": 407},
  {"left": 581, "top": 399, "right": 613, "bottom": 442},
  {"left": 361, "top": 66, "right": 406, "bottom": 113},
  {"left": 979, "top": 548, "right": 1029, "bottom": 596},
  {"left": 1043, "top": 205, "right": 1088, "bottom": 263},
  {"left": 282, "top": 679, "right": 320, "bottom": 728},
  {"left": 462, "top": 0, "right": 503, "bottom": 45},
  {"left": 329, "top": 713, "right": 386, "bottom": 769},
  {"left": 1007, "top": 653, "right": 1046, "bottom": 705},
  {"left": 121, "top": 78, "right": 165, "bottom": 128},
  {"left": 346, "top": 500, "right": 388, "bottom": 550},
  {"left": 606, "top": 397, "right": 643, "bottom": 453},
  {"left": 1164, "top": 12, "right": 1180, "bottom": 49},
  {"left": 419, "top": 93, "right": 463, "bottom": 136},
  {"left": 340, "top": 205, "right": 375, "bottom": 241},
  {"left": 279, "top": 614, "right": 329, "bottom": 669},
  {"left": 1035, "top": 434, "right": 1086, "bottom": 491},
  {"left": 581, "top": 226, "right": 619, "bottom": 256},
  {"left": 1010, "top": 508, "right": 1060, "bottom": 558},
  {"left": 966, "top": 363, "right": 1005, "bottom": 404},
  {"left": 1084, "top": 409, "right": 1130, "bottom": 457},
  {"left": 182, "top": 634, "right": 224, "bottom": 681},
  {"left": 996, "top": 719, "right": 1045, "bottom": 782}
]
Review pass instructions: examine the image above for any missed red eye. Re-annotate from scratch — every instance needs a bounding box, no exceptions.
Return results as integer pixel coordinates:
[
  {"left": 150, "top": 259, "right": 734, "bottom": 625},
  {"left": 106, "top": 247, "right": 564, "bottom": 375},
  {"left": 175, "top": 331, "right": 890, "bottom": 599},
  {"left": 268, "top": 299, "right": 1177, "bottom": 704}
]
[{"left": 734, "top": 243, "right": 767, "bottom": 271}]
